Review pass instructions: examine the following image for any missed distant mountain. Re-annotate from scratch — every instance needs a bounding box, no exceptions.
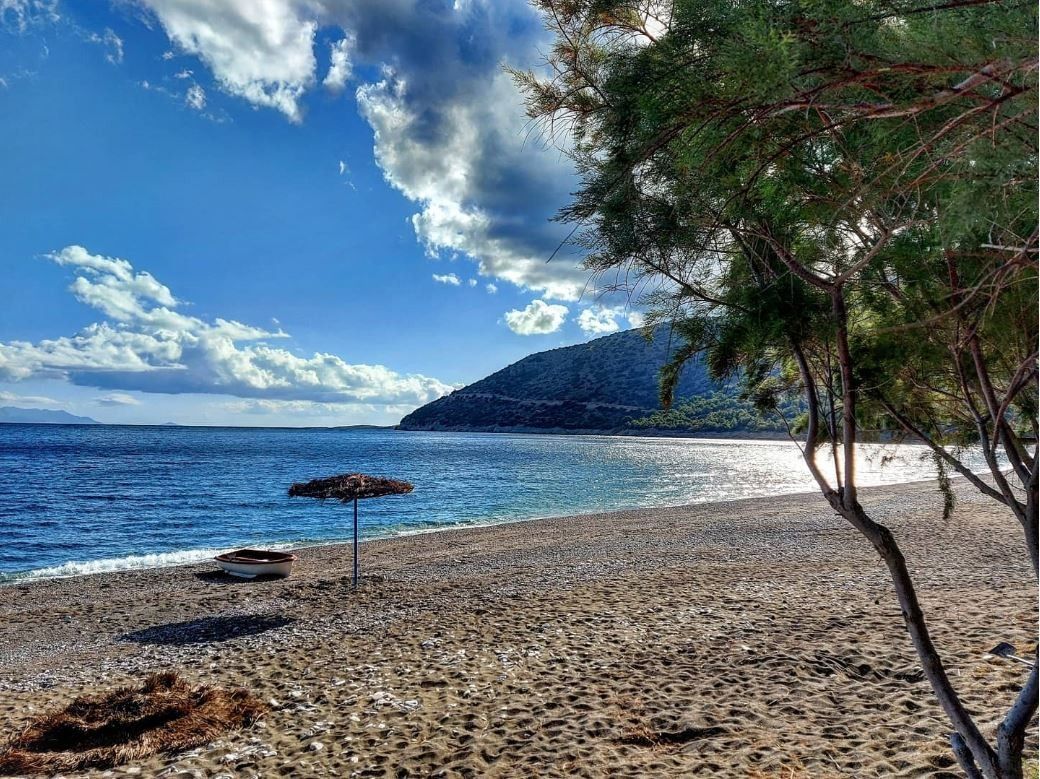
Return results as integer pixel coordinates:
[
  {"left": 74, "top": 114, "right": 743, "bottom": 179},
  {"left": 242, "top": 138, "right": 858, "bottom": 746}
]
[
  {"left": 0, "top": 407, "right": 100, "bottom": 425},
  {"left": 399, "top": 327, "right": 787, "bottom": 435}
]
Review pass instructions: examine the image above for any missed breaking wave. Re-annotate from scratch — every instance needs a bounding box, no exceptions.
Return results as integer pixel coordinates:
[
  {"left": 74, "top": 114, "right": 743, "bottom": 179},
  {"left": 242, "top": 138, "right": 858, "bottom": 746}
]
[{"left": 0, "top": 547, "right": 229, "bottom": 583}]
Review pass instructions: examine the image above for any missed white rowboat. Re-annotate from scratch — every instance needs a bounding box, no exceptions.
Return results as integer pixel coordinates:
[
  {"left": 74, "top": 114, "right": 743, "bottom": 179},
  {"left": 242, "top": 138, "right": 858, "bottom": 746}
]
[{"left": 214, "top": 549, "right": 297, "bottom": 578}]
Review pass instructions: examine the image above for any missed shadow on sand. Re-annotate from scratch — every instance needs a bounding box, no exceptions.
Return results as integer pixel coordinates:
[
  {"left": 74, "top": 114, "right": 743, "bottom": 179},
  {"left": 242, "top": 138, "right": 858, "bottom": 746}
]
[
  {"left": 193, "top": 570, "right": 288, "bottom": 586},
  {"left": 120, "top": 614, "right": 294, "bottom": 646}
]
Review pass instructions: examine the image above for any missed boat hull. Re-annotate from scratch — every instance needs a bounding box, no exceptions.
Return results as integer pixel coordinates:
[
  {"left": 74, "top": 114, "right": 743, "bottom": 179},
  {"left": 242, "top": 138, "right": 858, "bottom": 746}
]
[{"left": 214, "top": 549, "right": 296, "bottom": 578}]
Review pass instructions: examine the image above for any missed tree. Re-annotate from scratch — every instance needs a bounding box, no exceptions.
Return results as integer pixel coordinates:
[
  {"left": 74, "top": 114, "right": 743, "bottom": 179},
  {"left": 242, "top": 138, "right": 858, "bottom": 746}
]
[{"left": 515, "top": 1, "right": 1037, "bottom": 775}]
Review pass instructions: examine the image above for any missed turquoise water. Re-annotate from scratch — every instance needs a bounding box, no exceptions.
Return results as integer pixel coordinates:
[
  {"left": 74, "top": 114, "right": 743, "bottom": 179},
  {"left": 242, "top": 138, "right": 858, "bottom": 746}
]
[{"left": 0, "top": 424, "right": 956, "bottom": 580}]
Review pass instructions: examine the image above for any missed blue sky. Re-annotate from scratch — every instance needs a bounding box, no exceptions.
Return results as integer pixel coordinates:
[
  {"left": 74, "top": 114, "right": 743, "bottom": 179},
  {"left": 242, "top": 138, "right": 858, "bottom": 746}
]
[{"left": 0, "top": 0, "right": 642, "bottom": 426}]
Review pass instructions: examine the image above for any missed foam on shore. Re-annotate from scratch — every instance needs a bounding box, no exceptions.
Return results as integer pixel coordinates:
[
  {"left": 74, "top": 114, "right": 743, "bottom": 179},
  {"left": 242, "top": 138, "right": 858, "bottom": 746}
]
[{"left": 0, "top": 547, "right": 232, "bottom": 583}]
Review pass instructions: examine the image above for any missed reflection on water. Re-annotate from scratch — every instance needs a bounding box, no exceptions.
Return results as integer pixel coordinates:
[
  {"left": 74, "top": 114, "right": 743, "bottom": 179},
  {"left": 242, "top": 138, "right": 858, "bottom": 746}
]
[{"left": 0, "top": 425, "right": 976, "bottom": 579}]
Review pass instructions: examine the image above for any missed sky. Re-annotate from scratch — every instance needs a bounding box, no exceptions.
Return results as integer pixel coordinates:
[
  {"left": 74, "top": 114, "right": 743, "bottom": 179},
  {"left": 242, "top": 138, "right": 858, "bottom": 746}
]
[{"left": 0, "top": 0, "right": 643, "bottom": 426}]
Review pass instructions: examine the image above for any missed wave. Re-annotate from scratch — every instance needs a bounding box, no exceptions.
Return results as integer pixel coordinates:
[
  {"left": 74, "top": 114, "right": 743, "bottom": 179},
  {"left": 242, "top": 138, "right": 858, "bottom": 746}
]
[
  {"left": 2, "top": 521, "right": 540, "bottom": 583},
  {"left": 0, "top": 547, "right": 231, "bottom": 583}
]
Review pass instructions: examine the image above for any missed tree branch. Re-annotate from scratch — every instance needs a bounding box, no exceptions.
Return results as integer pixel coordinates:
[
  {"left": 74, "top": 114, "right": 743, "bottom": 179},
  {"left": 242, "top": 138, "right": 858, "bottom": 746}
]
[{"left": 997, "top": 657, "right": 1039, "bottom": 777}]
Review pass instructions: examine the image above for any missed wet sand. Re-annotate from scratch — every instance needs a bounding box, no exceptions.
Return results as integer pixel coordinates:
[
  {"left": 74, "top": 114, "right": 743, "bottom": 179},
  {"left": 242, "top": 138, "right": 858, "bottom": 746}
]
[{"left": 0, "top": 480, "right": 1035, "bottom": 777}]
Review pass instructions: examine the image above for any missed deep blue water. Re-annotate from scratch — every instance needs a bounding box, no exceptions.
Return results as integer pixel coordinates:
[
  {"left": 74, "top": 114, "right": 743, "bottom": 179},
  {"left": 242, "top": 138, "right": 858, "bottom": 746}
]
[{"left": 0, "top": 424, "right": 956, "bottom": 580}]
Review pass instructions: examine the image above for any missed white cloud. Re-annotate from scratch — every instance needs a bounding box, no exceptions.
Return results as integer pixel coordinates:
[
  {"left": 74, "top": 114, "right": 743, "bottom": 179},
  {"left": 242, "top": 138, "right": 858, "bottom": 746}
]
[
  {"left": 137, "top": 0, "right": 318, "bottom": 122},
  {"left": 577, "top": 307, "right": 622, "bottom": 336},
  {"left": 218, "top": 397, "right": 433, "bottom": 425},
  {"left": 128, "top": 0, "right": 590, "bottom": 300},
  {"left": 432, "top": 273, "right": 461, "bottom": 286},
  {"left": 89, "top": 28, "right": 124, "bottom": 64},
  {"left": 485, "top": 283, "right": 498, "bottom": 294},
  {"left": 96, "top": 392, "right": 141, "bottom": 406},
  {"left": 338, "top": 160, "right": 347, "bottom": 175},
  {"left": 467, "top": 278, "right": 477, "bottom": 287},
  {"left": 222, "top": 397, "right": 413, "bottom": 416},
  {"left": 356, "top": 71, "right": 587, "bottom": 301},
  {"left": 323, "top": 34, "right": 354, "bottom": 91},
  {"left": 0, "top": 0, "right": 58, "bottom": 31},
  {"left": 577, "top": 306, "right": 645, "bottom": 336},
  {"left": 0, "top": 390, "right": 60, "bottom": 408},
  {"left": 185, "top": 83, "right": 206, "bottom": 110},
  {"left": 52, "top": 245, "right": 179, "bottom": 317},
  {"left": 504, "top": 299, "right": 568, "bottom": 335},
  {"left": 0, "top": 246, "right": 453, "bottom": 407}
]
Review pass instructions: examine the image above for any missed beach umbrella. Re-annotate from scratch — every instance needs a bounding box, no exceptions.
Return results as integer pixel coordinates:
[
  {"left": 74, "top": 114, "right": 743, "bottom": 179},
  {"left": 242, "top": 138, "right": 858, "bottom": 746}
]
[{"left": 288, "top": 473, "right": 414, "bottom": 587}]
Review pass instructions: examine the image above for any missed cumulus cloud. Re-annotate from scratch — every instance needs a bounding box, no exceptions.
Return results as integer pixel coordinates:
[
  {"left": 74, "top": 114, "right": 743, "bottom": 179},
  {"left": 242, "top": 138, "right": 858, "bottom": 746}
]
[
  {"left": 504, "top": 299, "right": 568, "bottom": 336},
  {"left": 0, "top": 246, "right": 453, "bottom": 407},
  {"left": 576, "top": 306, "right": 645, "bottom": 336},
  {"left": 323, "top": 33, "right": 354, "bottom": 91},
  {"left": 431, "top": 273, "right": 460, "bottom": 286},
  {"left": 485, "top": 283, "right": 498, "bottom": 294},
  {"left": 355, "top": 67, "right": 587, "bottom": 301},
  {"left": 130, "top": 0, "right": 590, "bottom": 299},
  {"left": 577, "top": 307, "right": 622, "bottom": 336},
  {"left": 138, "top": 0, "right": 318, "bottom": 122}
]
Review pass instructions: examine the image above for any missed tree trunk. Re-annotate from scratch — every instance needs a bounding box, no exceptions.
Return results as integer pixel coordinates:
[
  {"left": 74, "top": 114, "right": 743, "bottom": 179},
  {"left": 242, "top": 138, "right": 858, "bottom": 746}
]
[
  {"left": 834, "top": 500, "right": 1005, "bottom": 777},
  {"left": 997, "top": 661, "right": 1038, "bottom": 778},
  {"left": 1025, "top": 464, "right": 1039, "bottom": 575}
]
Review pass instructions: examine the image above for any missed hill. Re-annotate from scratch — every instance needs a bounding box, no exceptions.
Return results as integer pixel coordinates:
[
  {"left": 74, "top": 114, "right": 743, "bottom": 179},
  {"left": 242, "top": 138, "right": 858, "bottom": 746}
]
[
  {"left": 398, "top": 327, "right": 786, "bottom": 435},
  {"left": 0, "top": 407, "right": 100, "bottom": 425}
]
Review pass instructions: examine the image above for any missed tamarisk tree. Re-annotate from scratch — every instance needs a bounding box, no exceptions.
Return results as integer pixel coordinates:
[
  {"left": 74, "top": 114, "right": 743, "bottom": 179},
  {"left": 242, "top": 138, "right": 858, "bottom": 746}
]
[{"left": 515, "top": 0, "right": 1037, "bottom": 775}]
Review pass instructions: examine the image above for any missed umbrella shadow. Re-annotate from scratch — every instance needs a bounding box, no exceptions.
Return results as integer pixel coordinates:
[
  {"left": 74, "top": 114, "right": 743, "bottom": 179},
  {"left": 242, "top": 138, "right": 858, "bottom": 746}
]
[{"left": 119, "top": 614, "right": 295, "bottom": 646}]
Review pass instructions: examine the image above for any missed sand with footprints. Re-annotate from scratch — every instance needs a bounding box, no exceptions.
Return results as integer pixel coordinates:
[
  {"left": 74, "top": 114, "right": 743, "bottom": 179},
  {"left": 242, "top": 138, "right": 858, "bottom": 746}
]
[{"left": 0, "top": 480, "right": 1035, "bottom": 777}]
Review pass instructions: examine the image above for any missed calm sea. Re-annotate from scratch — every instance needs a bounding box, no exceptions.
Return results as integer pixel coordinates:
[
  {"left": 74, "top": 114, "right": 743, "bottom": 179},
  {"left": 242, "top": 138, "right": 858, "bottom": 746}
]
[{"left": 0, "top": 424, "right": 957, "bottom": 581}]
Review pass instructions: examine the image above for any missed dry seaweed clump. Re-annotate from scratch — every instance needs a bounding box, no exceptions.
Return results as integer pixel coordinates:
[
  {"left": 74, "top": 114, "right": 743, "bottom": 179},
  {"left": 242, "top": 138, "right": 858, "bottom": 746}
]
[{"left": 0, "top": 672, "right": 265, "bottom": 775}]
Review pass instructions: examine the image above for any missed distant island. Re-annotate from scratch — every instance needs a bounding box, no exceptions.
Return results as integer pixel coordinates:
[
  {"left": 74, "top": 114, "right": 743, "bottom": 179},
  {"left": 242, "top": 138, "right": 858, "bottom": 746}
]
[
  {"left": 0, "top": 407, "right": 100, "bottom": 425},
  {"left": 398, "top": 327, "right": 789, "bottom": 436}
]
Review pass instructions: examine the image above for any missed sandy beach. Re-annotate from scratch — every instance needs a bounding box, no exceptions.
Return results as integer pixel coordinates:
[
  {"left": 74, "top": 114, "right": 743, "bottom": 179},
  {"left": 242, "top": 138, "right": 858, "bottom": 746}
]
[{"left": 0, "top": 480, "right": 1035, "bottom": 778}]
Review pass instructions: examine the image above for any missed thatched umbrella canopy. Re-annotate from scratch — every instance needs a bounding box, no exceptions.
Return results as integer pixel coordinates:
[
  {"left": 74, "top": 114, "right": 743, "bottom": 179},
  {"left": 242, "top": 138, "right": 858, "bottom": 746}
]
[
  {"left": 288, "top": 473, "right": 413, "bottom": 587},
  {"left": 288, "top": 474, "right": 413, "bottom": 502}
]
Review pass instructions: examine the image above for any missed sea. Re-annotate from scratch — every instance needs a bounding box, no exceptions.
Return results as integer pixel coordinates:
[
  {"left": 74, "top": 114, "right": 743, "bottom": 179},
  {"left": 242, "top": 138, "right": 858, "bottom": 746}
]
[{"left": 0, "top": 424, "right": 964, "bottom": 582}]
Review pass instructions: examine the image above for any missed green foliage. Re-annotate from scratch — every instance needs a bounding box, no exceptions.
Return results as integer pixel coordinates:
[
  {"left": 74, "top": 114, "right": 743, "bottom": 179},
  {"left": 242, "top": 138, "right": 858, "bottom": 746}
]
[
  {"left": 518, "top": 3, "right": 1037, "bottom": 772},
  {"left": 517, "top": 0, "right": 1037, "bottom": 463},
  {"left": 400, "top": 325, "right": 777, "bottom": 433},
  {"left": 630, "top": 391, "right": 798, "bottom": 433}
]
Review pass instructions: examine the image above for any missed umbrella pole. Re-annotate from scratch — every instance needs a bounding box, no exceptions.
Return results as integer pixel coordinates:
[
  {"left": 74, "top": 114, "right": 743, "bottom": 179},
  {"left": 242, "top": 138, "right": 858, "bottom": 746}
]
[{"left": 352, "top": 497, "right": 359, "bottom": 588}]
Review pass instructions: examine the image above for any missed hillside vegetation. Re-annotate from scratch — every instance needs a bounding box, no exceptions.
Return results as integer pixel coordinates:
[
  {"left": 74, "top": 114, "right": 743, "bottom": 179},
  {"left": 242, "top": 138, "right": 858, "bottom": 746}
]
[{"left": 398, "top": 327, "right": 786, "bottom": 434}]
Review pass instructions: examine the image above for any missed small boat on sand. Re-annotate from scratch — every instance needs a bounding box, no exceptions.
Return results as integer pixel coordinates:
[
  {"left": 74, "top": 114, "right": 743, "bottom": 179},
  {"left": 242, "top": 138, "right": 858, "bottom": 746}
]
[{"left": 214, "top": 549, "right": 297, "bottom": 578}]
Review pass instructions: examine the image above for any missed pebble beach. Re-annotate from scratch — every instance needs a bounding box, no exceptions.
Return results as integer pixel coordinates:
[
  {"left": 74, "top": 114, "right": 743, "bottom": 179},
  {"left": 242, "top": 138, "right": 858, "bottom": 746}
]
[{"left": 0, "top": 480, "right": 1035, "bottom": 778}]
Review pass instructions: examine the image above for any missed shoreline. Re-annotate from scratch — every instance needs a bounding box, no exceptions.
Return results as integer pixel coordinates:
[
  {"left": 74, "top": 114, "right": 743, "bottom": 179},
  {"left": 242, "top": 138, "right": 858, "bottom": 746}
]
[
  {"left": 1, "top": 478, "right": 1034, "bottom": 777},
  {"left": 1, "top": 476, "right": 958, "bottom": 585},
  {"left": 1, "top": 479, "right": 1035, "bottom": 776}
]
